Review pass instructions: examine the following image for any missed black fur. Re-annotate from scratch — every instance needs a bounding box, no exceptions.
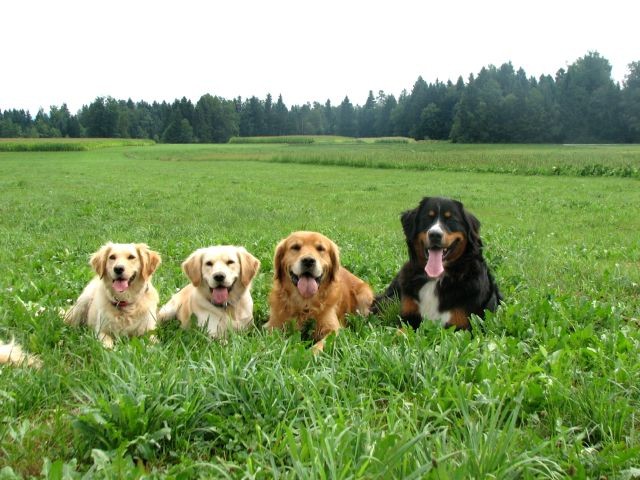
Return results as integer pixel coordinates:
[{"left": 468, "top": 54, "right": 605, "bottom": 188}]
[{"left": 373, "top": 197, "right": 501, "bottom": 329}]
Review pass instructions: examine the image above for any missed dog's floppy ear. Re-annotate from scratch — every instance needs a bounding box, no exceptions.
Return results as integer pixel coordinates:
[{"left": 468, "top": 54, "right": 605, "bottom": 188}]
[
  {"left": 401, "top": 207, "right": 419, "bottom": 262},
  {"left": 182, "top": 250, "right": 203, "bottom": 287},
  {"left": 136, "top": 243, "right": 162, "bottom": 281},
  {"left": 238, "top": 247, "right": 260, "bottom": 287},
  {"left": 465, "top": 210, "right": 483, "bottom": 252},
  {"left": 326, "top": 238, "right": 341, "bottom": 282},
  {"left": 456, "top": 200, "right": 483, "bottom": 253},
  {"left": 273, "top": 238, "right": 287, "bottom": 283},
  {"left": 90, "top": 243, "right": 112, "bottom": 278},
  {"left": 401, "top": 206, "right": 418, "bottom": 241}
]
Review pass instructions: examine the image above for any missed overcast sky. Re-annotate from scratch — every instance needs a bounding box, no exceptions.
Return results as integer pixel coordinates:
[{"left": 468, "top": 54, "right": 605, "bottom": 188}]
[{"left": 2, "top": 0, "right": 639, "bottom": 114}]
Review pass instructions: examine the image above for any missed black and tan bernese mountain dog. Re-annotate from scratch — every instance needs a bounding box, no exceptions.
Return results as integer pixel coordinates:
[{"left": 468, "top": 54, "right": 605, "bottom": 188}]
[{"left": 375, "top": 196, "right": 501, "bottom": 330}]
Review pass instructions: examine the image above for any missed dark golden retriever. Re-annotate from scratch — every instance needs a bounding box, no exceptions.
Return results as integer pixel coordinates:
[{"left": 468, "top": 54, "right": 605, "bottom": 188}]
[{"left": 264, "top": 231, "right": 373, "bottom": 351}]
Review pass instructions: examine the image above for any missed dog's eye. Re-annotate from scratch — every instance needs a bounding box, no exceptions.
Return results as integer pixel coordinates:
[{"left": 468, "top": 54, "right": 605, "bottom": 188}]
[
  {"left": 205, "top": 261, "right": 213, "bottom": 266},
  {"left": 316, "top": 245, "right": 325, "bottom": 252},
  {"left": 226, "top": 260, "right": 235, "bottom": 265},
  {"left": 291, "top": 245, "right": 301, "bottom": 251},
  {"left": 428, "top": 210, "right": 436, "bottom": 217},
  {"left": 109, "top": 254, "right": 116, "bottom": 260},
  {"left": 128, "top": 255, "right": 135, "bottom": 260}
]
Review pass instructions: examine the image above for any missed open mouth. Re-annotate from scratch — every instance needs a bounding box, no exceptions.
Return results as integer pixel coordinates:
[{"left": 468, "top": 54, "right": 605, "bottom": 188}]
[
  {"left": 112, "top": 272, "right": 135, "bottom": 293},
  {"left": 291, "top": 272, "right": 322, "bottom": 298},
  {"left": 426, "top": 238, "right": 459, "bottom": 260},
  {"left": 209, "top": 285, "right": 231, "bottom": 306},
  {"left": 425, "top": 239, "right": 459, "bottom": 278},
  {"left": 442, "top": 239, "right": 459, "bottom": 261}
]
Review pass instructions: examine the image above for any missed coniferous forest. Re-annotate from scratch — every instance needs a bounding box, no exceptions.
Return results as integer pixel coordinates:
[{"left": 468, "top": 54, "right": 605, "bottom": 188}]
[{"left": 2, "top": 52, "right": 640, "bottom": 143}]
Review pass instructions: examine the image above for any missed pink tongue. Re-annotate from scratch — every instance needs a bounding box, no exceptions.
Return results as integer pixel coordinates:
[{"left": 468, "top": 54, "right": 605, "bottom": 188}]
[
  {"left": 425, "top": 249, "right": 444, "bottom": 278},
  {"left": 113, "top": 279, "right": 129, "bottom": 293},
  {"left": 212, "top": 287, "right": 229, "bottom": 304},
  {"left": 297, "top": 276, "right": 319, "bottom": 298}
]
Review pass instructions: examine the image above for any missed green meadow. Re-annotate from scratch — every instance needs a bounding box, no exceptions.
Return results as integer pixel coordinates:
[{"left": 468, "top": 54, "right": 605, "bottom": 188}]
[{"left": 0, "top": 140, "right": 639, "bottom": 478}]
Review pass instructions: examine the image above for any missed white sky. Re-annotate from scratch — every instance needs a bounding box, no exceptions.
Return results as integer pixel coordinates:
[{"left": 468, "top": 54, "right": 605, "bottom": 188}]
[{"left": 1, "top": 0, "right": 639, "bottom": 114}]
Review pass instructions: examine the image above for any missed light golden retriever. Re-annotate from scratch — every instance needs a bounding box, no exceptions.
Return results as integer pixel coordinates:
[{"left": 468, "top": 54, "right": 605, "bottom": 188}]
[
  {"left": 264, "top": 231, "right": 374, "bottom": 351},
  {"left": 0, "top": 338, "right": 41, "bottom": 368},
  {"left": 158, "top": 246, "right": 260, "bottom": 338},
  {"left": 64, "top": 242, "right": 162, "bottom": 348}
]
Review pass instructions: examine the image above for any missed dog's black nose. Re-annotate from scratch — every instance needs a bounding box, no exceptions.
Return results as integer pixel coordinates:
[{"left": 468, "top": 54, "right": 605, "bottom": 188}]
[
  {"left": 213, "top": 273, "right": 226, "bottom": 282},
  {"left": 114, "top": 265, "right": 125, "bottom": 275},
  {"left": 301, "top": 257, "right": 316, "bottom": 268},
  {"left": 428, "top": 230, "right": 443, "bottom": 245}
]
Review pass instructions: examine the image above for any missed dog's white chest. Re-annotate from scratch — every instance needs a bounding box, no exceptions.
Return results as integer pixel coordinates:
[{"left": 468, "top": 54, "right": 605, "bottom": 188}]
[
  {"left": 192, "top": 292, "right": 254, "bottom": 337},
  {"left": 195, "top": 309, "right": 226, "bottom": 337},
  {"left": 418, "top": 281, "right": 450, "bottom": 326}
]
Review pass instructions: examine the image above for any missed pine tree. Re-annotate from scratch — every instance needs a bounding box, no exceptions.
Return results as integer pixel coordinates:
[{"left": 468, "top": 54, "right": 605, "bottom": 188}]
[{"left": 336, "top": 96, "right": 356, "bottom": 137}]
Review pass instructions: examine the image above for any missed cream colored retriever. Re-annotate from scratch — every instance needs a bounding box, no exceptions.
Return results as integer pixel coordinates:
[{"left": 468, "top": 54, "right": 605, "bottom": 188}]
[
  {"left": 158, "top": 246, "right": 260, "bottom": 338},
  {"left": 265, "top": 231, "right": 374, "bottom": 351},
  {"left": 0, "top": 338, "right": 41, "bottom": 367},
  {"left": 65, "top": 242, "right": 162, "bottom": 348}
]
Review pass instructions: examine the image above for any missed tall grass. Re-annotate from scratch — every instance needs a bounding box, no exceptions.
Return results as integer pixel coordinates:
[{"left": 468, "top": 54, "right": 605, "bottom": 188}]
[
  {"left": 229, "top": 136, "right": 316, "bottom": 144},
  {"left": 228, "top": 135, "right": 416, "bottom": 145},
  {"left": 122, "top": 142, "right": 640, "bottom": 178},
  {"left": 266, "top": 144, "right": 640, "bottom": 178},
  {"left": 372, "top": 137, "right": 412, "bottom": 144},
  {"left": 0, "top": 138, "right": 155, "bottom": 152}
]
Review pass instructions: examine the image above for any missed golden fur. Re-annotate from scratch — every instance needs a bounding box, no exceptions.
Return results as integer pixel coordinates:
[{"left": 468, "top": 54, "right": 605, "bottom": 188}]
[
  {"left": 264, "top": 231, "right": 373, "bottom": 351},
  {"left": 64, "top": 242, "right": 162, "bottom": 348},
  {"left": 158, "top": 246, "right": 260, "bottom": 338},
  {"left": 0, "top": 339, "right": 41, "bottom": 368}
]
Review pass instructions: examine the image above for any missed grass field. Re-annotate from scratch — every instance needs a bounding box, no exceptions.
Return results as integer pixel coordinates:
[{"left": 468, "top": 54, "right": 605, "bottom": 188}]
[{"left": 0, "top": 141, "right": 639, "bottom": 478}]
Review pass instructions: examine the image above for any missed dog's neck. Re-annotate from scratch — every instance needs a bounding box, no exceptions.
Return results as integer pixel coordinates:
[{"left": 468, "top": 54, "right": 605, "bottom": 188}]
[
  {"left": 211, "top": 299, "right": 233, "bottom": 309},
  {"left": 109, "top": 282, "right": 149, "bottom": 309}
]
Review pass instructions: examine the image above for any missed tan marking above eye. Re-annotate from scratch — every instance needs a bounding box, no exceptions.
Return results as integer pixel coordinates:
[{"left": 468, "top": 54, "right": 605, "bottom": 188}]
[
  {"left": 428, "top": 210, "right": 436, "bottom": 217},
  {"left": 444, "top": 211, "right": 452, "bottom": 218}
]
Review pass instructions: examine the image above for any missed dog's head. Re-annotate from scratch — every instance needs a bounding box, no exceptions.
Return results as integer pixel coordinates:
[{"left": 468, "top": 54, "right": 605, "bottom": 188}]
[
  {"left": 273, "top": 231, "right": 340, "bottom": 299},
  {"left": 401, "top": 197, "right": 482, "bottom": 278},
  {"left": 90, "top": 242, "right": 162, "bottom": 293},
  {"left": 182, "top": 246, "right": 260, "bottom": 307}
]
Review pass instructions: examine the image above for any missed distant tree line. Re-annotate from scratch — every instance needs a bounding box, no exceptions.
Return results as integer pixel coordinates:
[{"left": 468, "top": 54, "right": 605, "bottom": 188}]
[{"left": 2, "top": 52, "right": 639, "bottom": 143}]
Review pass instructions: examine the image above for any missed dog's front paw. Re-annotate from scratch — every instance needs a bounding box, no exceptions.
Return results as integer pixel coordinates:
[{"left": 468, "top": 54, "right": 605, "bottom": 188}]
[
  {"left": 311, "top": 339, "right": 325, "bottom": 354},
  {"left": 98, "top": 333, "right": 115, "bottom": 349}
]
